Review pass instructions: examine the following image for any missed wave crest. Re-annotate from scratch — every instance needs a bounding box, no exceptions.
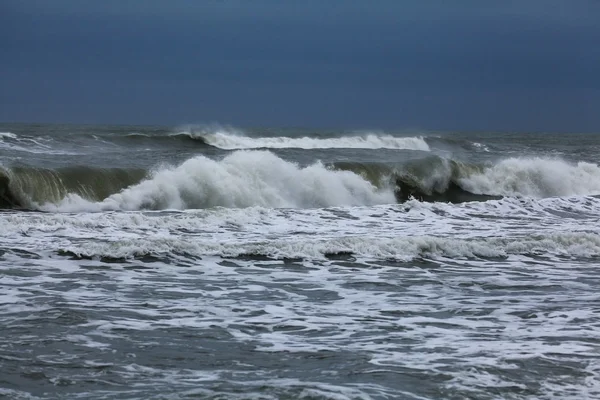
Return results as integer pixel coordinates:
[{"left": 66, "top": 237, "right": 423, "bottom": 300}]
[
  {"left": 4, "top": 152, "right": 600, "bottom": 212},
  {"left": 176, "top": 126, "right": 430, "bottom": 151},
  {"left": 0, "top": 132, "right": 17, "bottom": 140},
  {"left": 387, "top": 156, "right": 600, "bottom": 201},
  {"left": 44, "top": 151, "right": 395, "bottom": 212},
  {"left": 460, "top": 158, "right": 600, "bottom": 197}
]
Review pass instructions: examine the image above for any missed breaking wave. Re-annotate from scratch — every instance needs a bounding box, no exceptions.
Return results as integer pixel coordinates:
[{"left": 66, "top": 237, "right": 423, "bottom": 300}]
[
  {"left": 459, "top": 157, "right": 600, "bottom": 197},
  {"left": 0, "top": 132, "right": 17, "bottom": 139},
  {"left": 390, "top": 156, "right": 600, "bottom": 200},
  {"left": 2, "top": 152, "right": 600, "bottom": 212},
  {"left": 35, "top": 151, "right": 395, "bottom": 212},
  {"left": 175, "top": 127, "right": 431, "bottom": 151}
]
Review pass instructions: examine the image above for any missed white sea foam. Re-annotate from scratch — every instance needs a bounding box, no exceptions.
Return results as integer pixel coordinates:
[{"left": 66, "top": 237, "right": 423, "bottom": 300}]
[
  {"left": 4, "top": 129, "right": 600, "bottom": 399},
  {"left": 52, "top": 232, "right": 600, "bottom": 260},
  {"left": 0, "top": 132, "right": 17, "bottom": 139},
  {"left": 41, "top": 151, "right": 395, "bottom": 212},
  {"left": 458, "top": 157, "right": 600, "bottom": 197},
  {"left": 405, "top": 156, "right": 600, "bottom": 198},
  {"left": 471, "top": 142, "right": 490, "bottom": 152},
  {"left": 2, "top": 195, "right": 600, "bottom": 398},
  {"left": 7, "top": 196, "right": 600, "bottom": 260},
  {"left": 181, "top": 127, "right": 430, "bottom": 150},
  {"left": 19, "top": 154, "right": 600, "bottom": 214}
]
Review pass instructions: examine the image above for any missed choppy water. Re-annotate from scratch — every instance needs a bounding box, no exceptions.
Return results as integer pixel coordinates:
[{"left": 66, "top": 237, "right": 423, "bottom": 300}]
[{"left": 1, "top": 123, "right": 600, "bottom": 399}]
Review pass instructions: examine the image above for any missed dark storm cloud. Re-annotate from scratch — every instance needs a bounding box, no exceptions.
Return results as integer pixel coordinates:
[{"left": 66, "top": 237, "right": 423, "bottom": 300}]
[{"left": 1, "top": 0, "right": 599, "bottom": 131}]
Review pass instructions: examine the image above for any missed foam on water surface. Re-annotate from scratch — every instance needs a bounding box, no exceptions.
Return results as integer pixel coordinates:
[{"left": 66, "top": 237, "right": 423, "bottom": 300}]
[
  {"left": 38, "top": 151, "right": 395, "bottom": 212},
  {"left": 18, "top": 153, "right": 600, "bottom": 213},
  {"left": 0, "top": 132, "right": 17, "bottom": 139},
  {"left": 2, "top": 125, "right": 600, "bottom": 399},
  {"left": 2, "top": 196, "right": 600, "bottom": 261},
  {"left": 459, "top": 157, "right": 600, "bottom": 197},
  {"left": 177, "top": 126, "right": 431, "bottom": 151},
  {"left": 1, "top": 243, "right": 599, "bottom": 399}
]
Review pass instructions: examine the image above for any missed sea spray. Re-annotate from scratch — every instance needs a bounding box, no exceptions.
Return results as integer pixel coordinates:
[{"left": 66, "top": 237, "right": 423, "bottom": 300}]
[
  {"left": 177, "top": 126, "right": 431, "bottom": 150},
  {"left": 43, "top": 151, "right": 395, "bottom": 212},
  {"left": 458, "top": 158, "right": 600, "bottom": 197},
  {"left": 2, "top": 152, "right": 600, "bottom": 212},
  {"left": 389, "top": 156, "right": 600, "bottom": 199},
  {"left": 52, "top": 232, "right": 600, "bottom": 261}
]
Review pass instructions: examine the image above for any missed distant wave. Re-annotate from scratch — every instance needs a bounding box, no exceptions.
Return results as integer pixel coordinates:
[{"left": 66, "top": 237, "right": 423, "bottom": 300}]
[
  {"left": 0, "top": 131, "right": 78, "bottom": 155},
  {"left": 3, "top": 152, "right": 600, "bottom": 212},
  {"left": 173, "top": 127, "right": 431, "bottom": 151},
  {"left": 104, "top": 127, "right": 499, "bottom": 154},
  {"left": 0, "top": 132, "right": 17, "bottom": 139}
]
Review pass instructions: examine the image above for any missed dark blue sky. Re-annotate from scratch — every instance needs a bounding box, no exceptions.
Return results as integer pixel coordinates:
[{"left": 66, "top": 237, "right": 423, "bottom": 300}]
[{"left": 1, "top": 0, "right": 599, "bottom": 131}]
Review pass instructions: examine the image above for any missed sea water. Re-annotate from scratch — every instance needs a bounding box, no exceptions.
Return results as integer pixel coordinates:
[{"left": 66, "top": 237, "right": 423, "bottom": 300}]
[{"left": 1, "top": 123, "right": 599, "bottom": 399}]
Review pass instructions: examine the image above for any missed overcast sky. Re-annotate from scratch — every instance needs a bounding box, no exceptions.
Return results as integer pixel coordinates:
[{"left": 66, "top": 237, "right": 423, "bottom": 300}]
[{"left": 1, "top": 0, "right": 599, "bottom": 131}]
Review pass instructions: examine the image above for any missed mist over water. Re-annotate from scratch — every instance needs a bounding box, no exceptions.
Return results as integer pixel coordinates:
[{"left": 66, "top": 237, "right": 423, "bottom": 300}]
[{"left": 1, "top": 123, "right": 600, "bottom": 399}]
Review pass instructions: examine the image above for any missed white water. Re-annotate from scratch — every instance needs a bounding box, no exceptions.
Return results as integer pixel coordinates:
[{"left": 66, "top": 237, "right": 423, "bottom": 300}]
[
  {"left": 405, "top": 156, "right": 600, "bottom": 198},
  {"left": 0, "top": 132, "right": 17, "bottom": 139},
  {"left": 31, "top": 154, "right": 600, "bottom": 213},
  {"left": 10, "top": 196, "right": 600, "bottom": 260},
  {"left": 4, "top": 126, "right": 600, "bottom": 399},
  {"left": 4, "top": 192, "right": 600, "bottom": 399},
  {"left": 53, "top": 232, "right": 600, "bottom": 261},
  {"left": 460, "top": 157, "right": 600, "bottom": 197},
  {"left": 182, "top": 128, "right": 431, "bottom": 151},
  {"left": 42, "top": 151, "right": 395, "bottom": 212}
]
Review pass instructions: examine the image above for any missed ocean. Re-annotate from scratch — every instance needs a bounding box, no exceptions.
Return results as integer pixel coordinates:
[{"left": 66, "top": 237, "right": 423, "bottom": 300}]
[{"left": 1, "top": 123, "right": 599, "bottom": 399}]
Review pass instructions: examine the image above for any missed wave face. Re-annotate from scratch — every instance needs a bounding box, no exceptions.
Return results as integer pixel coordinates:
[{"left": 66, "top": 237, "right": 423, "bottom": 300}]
[
  {"left": 3, "top": 149, "right": 600, "bottom": 212},
  {"left": 384, "top": 156, "right": 600, "bottom": 202},
  {"left": 458, "top": 158, "right": 600, "bottom": 197},
  {"left": 0, "top": 166, "right": 146, "bottom": 210},
  {"left": 41, "top": 151, "right": 395, "bottom": 212},
  {"left": 178, "top": 127, "right": 431, "bottom": 151}
]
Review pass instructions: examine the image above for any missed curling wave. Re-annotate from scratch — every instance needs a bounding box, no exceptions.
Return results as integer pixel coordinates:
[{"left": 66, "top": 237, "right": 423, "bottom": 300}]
[
  {"left": 2, "top": 152, "right": 600, "bottom": 212},
  {"left": 39, "top": 151, "right": 396, "bottom": 212},
  {"left": 337, "top": 156, "right": 600, "bottom": 202},
  {"left": 459, "top": 157, "right": 600, "bottom": 197},
  {"left": 0, "top": 166, "right": 147, "bottom": 210}
]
